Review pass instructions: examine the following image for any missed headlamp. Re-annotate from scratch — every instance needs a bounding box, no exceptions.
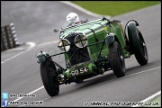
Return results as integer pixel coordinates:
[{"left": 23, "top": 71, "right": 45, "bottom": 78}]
[
  {"left": 74, "top": 35, "right": 88, "bottom": 48},
  {"left": 58, "top": 39, "right": 70, "bottom": 52}
]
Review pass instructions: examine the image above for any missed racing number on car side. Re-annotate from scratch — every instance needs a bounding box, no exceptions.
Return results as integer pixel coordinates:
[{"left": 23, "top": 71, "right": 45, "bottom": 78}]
[{"left": 70, "top": 67, "right": 88, "bottom": 77}]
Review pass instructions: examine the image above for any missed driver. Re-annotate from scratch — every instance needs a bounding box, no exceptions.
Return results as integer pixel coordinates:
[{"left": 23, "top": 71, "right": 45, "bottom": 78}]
[{"left": 66, "top": 12, "right": 81, "bottom": 26}]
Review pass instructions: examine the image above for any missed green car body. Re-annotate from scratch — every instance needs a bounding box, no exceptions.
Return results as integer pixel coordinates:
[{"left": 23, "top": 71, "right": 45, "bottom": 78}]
[
  {"left": 37, "top": 17, "right": 148, "bottom": 96},
  {"left": 60, "top": 18, "right": 129, "bottom": 79}
]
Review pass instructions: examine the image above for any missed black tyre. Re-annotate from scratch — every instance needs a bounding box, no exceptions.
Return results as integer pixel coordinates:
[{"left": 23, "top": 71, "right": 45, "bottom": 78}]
[
  {"left": 127, "top": 23, "right": 148, "bottom": 66},
  {"left": 108, "top": 41, "right": 126, "bottom": 78},
  {"left": 40, "top": 61, "right": 59, "bottom": 96}
]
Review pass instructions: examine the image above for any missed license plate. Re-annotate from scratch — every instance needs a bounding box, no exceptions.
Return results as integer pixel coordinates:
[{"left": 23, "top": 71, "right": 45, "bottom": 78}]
[{"left": 70, "top": 67, "right": 89, "bottom": 77}]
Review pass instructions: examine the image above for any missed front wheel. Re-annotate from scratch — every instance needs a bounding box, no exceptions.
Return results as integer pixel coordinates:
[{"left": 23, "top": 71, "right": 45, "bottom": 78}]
[
  {"left": 108, "top": 41, "right": 126, "bottom": 78},
  {"left": 40, "top": 61, "right": 59, "bottom": 96}
]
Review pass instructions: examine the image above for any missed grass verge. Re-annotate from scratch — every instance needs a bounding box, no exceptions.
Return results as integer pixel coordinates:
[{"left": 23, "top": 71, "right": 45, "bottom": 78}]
[
  {"left": 72, "top": 1, "right": 160, "bottom": 16},
  {"left": 143, "top": 96, "right": 161, "bottom": 107}
]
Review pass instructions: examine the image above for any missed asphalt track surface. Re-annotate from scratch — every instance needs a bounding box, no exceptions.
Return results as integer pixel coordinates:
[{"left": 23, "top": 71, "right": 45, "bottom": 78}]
[{"left": 1, "top": 1, "right": 161, "bottom": 107}]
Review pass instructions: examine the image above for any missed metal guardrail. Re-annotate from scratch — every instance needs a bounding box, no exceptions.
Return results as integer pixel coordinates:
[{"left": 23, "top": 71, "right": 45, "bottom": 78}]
[{"left": 1, "top": 23, "right": 20, "bottom": 51}]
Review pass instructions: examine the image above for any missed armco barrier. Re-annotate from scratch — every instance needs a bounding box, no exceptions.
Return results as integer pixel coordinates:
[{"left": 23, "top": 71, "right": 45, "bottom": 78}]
[{"left": 1, "top": 23, "right": 20, "bottom": 51}]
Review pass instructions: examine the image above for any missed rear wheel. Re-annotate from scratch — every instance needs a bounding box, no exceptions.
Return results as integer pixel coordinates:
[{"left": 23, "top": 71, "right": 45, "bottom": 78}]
[
  {"left": 127, "top": 23, "right": 148, "bottom": 65},
  {"left": 40, "top": 61, "right": 59, "bottom": 96},
  {"left": 108, "top": 41, "right": 126, "bottom": 78},
  {"left": 134, "top": 29, "right": 148, "bottom": 65}
]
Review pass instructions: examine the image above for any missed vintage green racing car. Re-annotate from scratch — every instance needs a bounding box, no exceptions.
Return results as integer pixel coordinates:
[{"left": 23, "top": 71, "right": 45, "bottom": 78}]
[{"left": 37, "top": 17, "right": 148, "bottom": 97}]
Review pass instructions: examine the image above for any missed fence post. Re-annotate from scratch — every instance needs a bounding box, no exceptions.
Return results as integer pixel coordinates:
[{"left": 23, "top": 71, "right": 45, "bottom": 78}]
[
  {"left": 1, "top": 27, "right": 9, "bottom": 51},
  {"left": 10, "top": 23, "right": 20, "bottom": 47}
]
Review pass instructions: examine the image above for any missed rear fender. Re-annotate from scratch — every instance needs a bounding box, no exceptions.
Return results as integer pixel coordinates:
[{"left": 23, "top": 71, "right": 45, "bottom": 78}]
[
  {"left": 124, "top": 20, "right": 139, "bottom": 42},
  {"left": 125, "top": 20, "right": 141, "bottom": 54}
]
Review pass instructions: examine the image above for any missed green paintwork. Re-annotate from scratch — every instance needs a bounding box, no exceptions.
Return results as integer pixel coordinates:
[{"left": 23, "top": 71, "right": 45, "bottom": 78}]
[{"left": 59, "top": 18, "right": 130, "bottom": 79}]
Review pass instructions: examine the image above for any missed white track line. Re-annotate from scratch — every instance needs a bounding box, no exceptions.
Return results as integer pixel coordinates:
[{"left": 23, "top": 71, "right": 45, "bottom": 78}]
[
  {"left": 126, "top": 66, "right": 161, "bottom": 77},
  {"left": 12, "top": 86, "right": 44, "bottom": 102},
  {"left": 37, "top": 40, "right": 58, "bottom": 47},
  {"left": 96, "top": 66, "right": 161, "bottom": 86},
  {"left": 60, "top": 1, "right": 111, "bottom": 19},
  {"left": 4, "top": 47, "right": 25, "bottom": 52},
  {"left": 132, "top": 91, "right": 161, "bottom": 107},
  {"left": 2, "top": 40, "right": 58, "bottom": 64},
  {"left": 1, "top": 42, "right": 36, "bottom": 64},
  {"left": 11, "top": 66, "right": 160, "bottom": 106}
]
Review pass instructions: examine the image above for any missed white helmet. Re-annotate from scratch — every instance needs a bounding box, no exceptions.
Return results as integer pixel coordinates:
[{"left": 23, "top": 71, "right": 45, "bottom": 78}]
[{"left": 66, "top": 12, "right": 80, "bottom": 25}]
